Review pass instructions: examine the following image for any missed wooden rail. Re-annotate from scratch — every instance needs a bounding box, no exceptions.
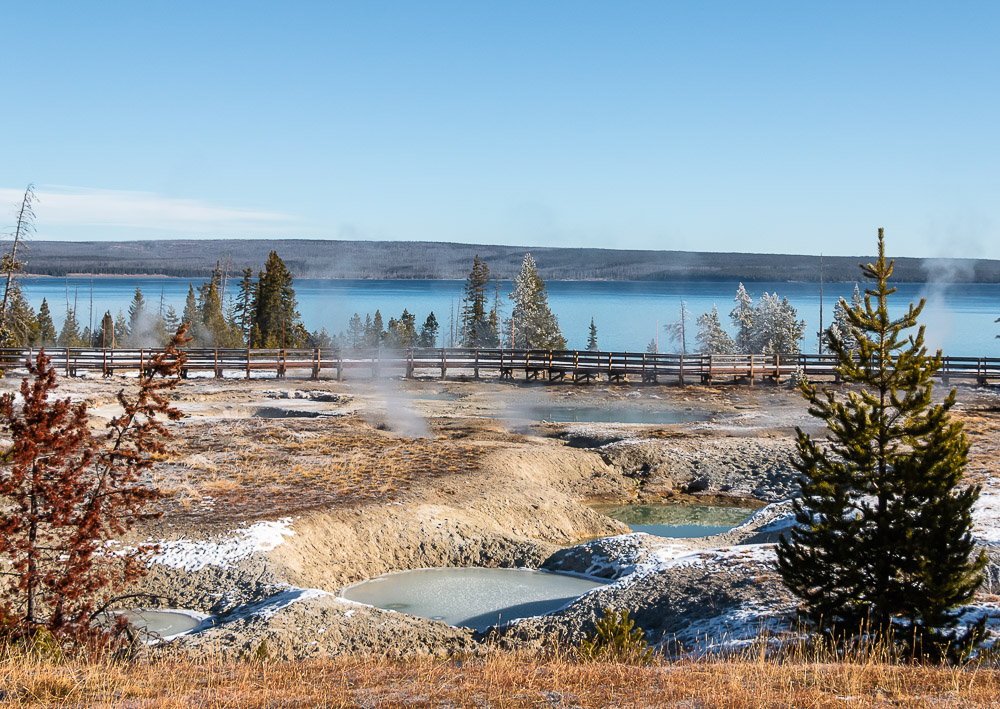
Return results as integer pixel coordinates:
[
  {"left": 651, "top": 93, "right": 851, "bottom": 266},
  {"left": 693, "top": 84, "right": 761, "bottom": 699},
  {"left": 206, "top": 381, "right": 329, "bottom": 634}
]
[{"left": 0, "top": 348, "right": 996, "bottom": 385}]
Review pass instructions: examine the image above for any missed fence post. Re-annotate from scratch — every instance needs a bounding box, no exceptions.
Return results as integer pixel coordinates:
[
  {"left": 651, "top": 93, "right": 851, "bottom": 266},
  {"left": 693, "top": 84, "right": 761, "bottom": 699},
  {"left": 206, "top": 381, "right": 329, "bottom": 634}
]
[
  {"left": 246, "top": 348, "right": 251, "bottom": 380},
  {"left": 474, "top": 349, "right": 480, "bottom": 379},
  {"left": 214, "top": 349, "right": 221, "bottom": 378},
  {"left": 678, "top": 352, "right": 685, "bottom": 387},
  {"left": 313, "top": 348, "right": 321, "bottom": 380},
  {"left": 441, "top": 348, "right": 447, "bottom": 380}
]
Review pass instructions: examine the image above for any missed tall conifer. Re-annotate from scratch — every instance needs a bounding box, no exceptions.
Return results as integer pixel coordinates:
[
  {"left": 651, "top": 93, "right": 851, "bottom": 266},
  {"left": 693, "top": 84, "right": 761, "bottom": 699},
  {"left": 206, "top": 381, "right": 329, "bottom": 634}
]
[{"left": 776, "top": 229, "right": 986, "bottom": 657}]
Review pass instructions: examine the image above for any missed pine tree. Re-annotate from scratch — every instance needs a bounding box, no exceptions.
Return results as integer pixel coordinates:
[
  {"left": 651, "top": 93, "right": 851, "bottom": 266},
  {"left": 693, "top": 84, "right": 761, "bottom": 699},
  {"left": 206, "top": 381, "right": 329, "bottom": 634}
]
[
  {"left": 776, "top": 229, "right": 987, "bottom": 657},
  {"left": 58, "top": 309, "right": 83, "bottom": 348},
  {"left": 233, "top": 268, "right": 256, "bottom": 346},
  {"left": 1, "top": 284, "right": 38, "bottom": 347},
  {"left": 645, "top": 338, "right": 658, "bottom": 354},
  {"left": 369, "top": 310, "right": 384, "bottom": 347},
  {"left": 390, "top": 309, "right": 417, "bottom": 348},
  {"left": 127, "top": 286, "right": 146, "bottom": 341},
  {"left": 96, "top": 311, "right": 114, "bottom": 348},
  {"left": 460, "top": 255, "right": 498, "bottom": 347},
  {"left": 197, "top": 269, "right": 240, "bottom": 347},
  {"left": 113, "top": 311, "right": 129, "bottom": 349},
  {"left": 419, "top": 312, "right": 439, "bottom": 348},
  {"left": 347, "top": 313, "right": 365, "bottom": 349},
  {"left": 730, "top": 283, "right": 755, "bottom": 354},
  {"left": 827, "top": 283, "right": 862, "bottom": 353},
  {"left": 752, "top": 292, "right": 805, "bottom": 354},
  {"left": 182, "top": 285, "right": 200, "bottom": 344},
  {"left": 509, "top": 253, "right": 566, "bottom": 350},
  {"left": 163, "top": 305, "right": 180, "bottom": 337},
  {"left": 586, "top": 317, "right": 598, "bottom": 351},
  {"left": 0, "top": 327, "right": 189, "bottom": 645},
  {"left": 250, "top": 252, "right": 302, "bottom": 348},
  {"left": 696, "top": 305, "right": 735, "bottom": 354},
  {"left": 36, "top": 298, "right": 56, "bottom": 347}
]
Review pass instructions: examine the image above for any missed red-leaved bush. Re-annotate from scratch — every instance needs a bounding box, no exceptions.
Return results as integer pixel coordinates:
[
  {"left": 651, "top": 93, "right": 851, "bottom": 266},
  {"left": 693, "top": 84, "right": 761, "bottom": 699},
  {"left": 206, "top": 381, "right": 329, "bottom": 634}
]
[{"left": 0, "top": 325, "right": 190, "bottom": 647}]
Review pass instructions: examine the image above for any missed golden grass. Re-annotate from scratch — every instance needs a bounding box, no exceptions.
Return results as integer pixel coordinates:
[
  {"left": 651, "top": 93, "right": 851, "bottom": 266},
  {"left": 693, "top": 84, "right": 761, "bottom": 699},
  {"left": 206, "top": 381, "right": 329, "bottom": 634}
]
[
  {"left": 2, "top": 648, "right": 999, "bottom": 708},
  {"left": 153, "top": 418, "right": 482, "bottom": 522}
]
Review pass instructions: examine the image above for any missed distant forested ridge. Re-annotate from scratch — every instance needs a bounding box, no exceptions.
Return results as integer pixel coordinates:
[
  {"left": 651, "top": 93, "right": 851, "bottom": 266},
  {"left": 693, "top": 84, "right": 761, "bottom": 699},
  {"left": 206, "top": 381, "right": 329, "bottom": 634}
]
[{"left": 20, "top": 239, "right": 1000, "bottom": 283}]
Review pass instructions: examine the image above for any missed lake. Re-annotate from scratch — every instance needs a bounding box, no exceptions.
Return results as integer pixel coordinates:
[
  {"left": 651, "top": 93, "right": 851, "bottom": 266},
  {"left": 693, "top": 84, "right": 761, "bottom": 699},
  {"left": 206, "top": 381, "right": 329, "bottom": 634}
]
[{"left": 21, "top": 277, "right": 1000, "bottom": 355}]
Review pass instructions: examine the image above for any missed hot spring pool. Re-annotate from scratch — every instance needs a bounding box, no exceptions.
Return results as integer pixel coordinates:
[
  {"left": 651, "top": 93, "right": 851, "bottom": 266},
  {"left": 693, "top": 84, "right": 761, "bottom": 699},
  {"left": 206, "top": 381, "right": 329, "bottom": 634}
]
[
  {"left": 110, "top": 609, "right": 207, "bottom": 639},
  {"left": 593, "top": 503, "right": 756, "bottom": 538},
  {"left": 341, "top": 567, "right": 606, "bottom": 631}
]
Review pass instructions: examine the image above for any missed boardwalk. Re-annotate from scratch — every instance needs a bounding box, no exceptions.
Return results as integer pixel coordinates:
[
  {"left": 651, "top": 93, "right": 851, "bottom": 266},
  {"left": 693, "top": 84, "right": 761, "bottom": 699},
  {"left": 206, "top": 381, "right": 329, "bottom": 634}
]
[{"left": 1, "top": 347, "right": 997, "bottom": 386}]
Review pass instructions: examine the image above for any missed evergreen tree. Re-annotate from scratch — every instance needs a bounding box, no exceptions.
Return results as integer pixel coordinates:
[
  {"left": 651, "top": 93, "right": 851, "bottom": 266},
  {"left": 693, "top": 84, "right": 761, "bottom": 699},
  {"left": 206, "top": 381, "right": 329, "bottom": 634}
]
[
  {"left": 827, "top": 283, "right": 862, "bottom": 353},
  {"left": 369, "top": 310, "right": 384, "bottom": 347},
  {"left": 113, "top": 310, "right": 129, "bottom": 347},
  {"left": 752, "top": 292, "right": 805, "bottom": 354},
  {"left": 730, "top": 283, "right": 755, "bottom": 354},
  {"left": 96, "top": 311, "right": 114, "bottom": 348},
  {"left": 347, "top": 313, "right": 365, "bottom": 349},
  {"left": 36, "top": 298, "right": 56, "bottom": 347},
  {"left": 57, "top": 308, "right": 83, "bottom": 347},
  {"left": 182, "top": 285, "right": 199, "bottom": 343},
  {"left": 776, "top": 229, "right": 987, "bottom": 657},
  {"left": 389, "top": 309, "right": 418, "bottom": 348},
  {"left": 234, "top": 268, "right": 257, "bottom": 346},
  {"left": 460, "top": 255, "right": 498, "bottom": 347},
  {"left": 645, "top": 338, "right": 658, "bottom": 354},
  {"left": 163, "top": 305, "right": 181, "bottom": 338},
  {"left": 1, "top": 284, "right": 37, "bottom": 347},
  {"left": 250, "top": 252, "right": 303, "bottom": 348},
  {"left": 127, "top": 285, "right": 146, "bottom": 341},
  {"left": 509, "top": 253, "right": 566, "bottom": 350},
  {"left": 197, "top": 269, "right": 240, "bottom": 347},
  {"left": 696, "top": 305, "right": 735, "bottom": 354},
  {"left": 419, "top": 312, "right": 439, "bottom": 348},
  {"left": 586, "top": 317, "right": 598, "bottom": 351}
]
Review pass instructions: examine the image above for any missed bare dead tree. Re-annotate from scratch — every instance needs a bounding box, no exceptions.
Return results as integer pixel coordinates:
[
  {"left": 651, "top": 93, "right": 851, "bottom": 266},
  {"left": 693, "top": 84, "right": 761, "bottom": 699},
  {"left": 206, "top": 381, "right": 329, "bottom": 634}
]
[{"left": 1, "top": 185, "right": 35, "bottom": 332}]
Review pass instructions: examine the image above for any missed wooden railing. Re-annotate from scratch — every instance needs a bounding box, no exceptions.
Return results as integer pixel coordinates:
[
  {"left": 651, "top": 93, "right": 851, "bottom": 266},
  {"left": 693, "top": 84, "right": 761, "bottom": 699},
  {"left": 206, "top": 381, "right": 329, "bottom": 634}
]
[{"left": 0, "top": 347, "right": 996, "bottom": 385}]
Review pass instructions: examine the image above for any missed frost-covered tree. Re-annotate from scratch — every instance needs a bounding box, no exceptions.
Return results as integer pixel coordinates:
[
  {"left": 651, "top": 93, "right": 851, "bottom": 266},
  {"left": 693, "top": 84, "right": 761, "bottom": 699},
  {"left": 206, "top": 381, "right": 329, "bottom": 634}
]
[
  {"left": 730, "top": 283, "right": 755, "bottom": 354},
  {"left": 827, "top": 284, "right": 862, "bottom": 352},
  {"left": 777, "top": 229, "right": 986, "bottom": 659},
  {"left": 663, "top": 300, "right": 692, "bottom": 354},
  {"left": 510, "top": 253, "right": 566, "bottom": 350},
  {"left": 696, "top": 306, "right": 735, "bottom": 354},
  {"left": 752, "top": 292, "right": 805, "bottom": 354}
]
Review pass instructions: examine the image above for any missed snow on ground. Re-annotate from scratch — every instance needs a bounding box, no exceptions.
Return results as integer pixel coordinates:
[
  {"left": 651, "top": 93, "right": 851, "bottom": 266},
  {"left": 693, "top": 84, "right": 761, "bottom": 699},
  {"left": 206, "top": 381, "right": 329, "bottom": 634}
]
[
  {"left": 151, "top": 518, "right": 295, "bottom": 572},
  {"left": 974, "top": 490, "right": 1000, "bottom": 544},
  {"left": 219, "top": 586, "right": 332, "bottom": 621}
]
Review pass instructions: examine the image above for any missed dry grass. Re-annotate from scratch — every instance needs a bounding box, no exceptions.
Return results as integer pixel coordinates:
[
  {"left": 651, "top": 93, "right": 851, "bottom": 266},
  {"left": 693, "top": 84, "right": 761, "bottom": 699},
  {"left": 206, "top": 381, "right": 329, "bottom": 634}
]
[
  {"left": 153, "top": 418, "right": 482, "bottom": 522},
  {"left": 2, "top": 647, "right": 999, "bottom": 708}
]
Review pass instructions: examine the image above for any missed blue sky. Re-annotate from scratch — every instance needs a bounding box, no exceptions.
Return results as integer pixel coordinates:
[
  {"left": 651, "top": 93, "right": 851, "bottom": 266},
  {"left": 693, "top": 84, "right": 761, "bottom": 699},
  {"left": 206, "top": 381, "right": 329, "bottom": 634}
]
[{"left": 1, "top": 1, "right": 998, "bottom": 258}]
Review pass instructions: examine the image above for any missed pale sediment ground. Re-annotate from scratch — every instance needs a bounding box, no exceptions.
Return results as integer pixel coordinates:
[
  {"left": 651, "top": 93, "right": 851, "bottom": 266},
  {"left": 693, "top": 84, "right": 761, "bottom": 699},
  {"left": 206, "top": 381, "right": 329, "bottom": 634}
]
[{"left": 2, "top": 370, "right": 1000, "bottom": 659}]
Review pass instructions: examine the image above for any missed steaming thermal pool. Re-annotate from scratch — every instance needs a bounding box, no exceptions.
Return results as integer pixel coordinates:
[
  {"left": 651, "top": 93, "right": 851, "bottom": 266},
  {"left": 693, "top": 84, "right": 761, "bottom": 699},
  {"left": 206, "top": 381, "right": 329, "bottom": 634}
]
[
  {"left": 592, "top": 504, "right": 756, "bottom": 537},
  {"left": 341, "top": 568, "right": 607, "bottom": 631}
]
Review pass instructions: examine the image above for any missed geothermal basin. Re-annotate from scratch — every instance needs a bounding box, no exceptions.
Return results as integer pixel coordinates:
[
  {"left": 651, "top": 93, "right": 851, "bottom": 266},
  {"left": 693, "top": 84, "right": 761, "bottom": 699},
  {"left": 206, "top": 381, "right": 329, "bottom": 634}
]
[
  {"left": 341, "top": 568, "right": 607, "bottom": 631},
  {"left": 593, "top": 504, "right": 756, "bottom": 538}
]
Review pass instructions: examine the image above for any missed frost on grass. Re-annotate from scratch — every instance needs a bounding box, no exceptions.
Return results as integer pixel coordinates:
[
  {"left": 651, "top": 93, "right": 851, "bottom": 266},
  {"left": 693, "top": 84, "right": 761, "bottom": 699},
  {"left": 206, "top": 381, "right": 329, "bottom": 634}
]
[{"left": 151, "top": 518, "right": 295, "bottom": 572}]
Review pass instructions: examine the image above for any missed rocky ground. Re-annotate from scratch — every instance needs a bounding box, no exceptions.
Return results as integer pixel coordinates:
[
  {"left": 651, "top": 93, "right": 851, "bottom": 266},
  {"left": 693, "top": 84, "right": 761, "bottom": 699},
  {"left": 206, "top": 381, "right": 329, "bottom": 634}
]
[{"left": 3, "top": 369, "right": 1000, "bottom": 660}]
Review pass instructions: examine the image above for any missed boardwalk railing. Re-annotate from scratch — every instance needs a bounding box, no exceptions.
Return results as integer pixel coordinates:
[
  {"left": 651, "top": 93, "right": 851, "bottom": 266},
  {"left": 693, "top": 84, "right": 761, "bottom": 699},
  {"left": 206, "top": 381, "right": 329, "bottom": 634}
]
[{"left": 0, "top": 348, "right": 997, "bottom": 385}]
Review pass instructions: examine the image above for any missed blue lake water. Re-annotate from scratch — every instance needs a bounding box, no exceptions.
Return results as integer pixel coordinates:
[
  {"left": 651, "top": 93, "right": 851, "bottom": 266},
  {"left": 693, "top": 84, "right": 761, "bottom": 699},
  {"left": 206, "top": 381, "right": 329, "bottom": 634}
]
[{"left": 20, "top": 277, "right": 1000, "bottom": 355}]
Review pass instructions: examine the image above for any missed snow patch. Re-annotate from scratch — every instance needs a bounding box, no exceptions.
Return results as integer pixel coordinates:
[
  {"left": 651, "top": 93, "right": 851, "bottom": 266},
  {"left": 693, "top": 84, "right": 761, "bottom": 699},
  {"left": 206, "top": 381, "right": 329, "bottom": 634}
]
[{"left": 151, "top": 518, "right": 295, "bottom": 572}]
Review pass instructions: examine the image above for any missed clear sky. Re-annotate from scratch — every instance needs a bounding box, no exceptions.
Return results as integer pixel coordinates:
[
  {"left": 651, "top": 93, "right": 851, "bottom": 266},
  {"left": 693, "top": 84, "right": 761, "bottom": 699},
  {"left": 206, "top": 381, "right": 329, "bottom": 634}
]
[{"left": 1, "top": 1, "right": 998, "bottom": 258}]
